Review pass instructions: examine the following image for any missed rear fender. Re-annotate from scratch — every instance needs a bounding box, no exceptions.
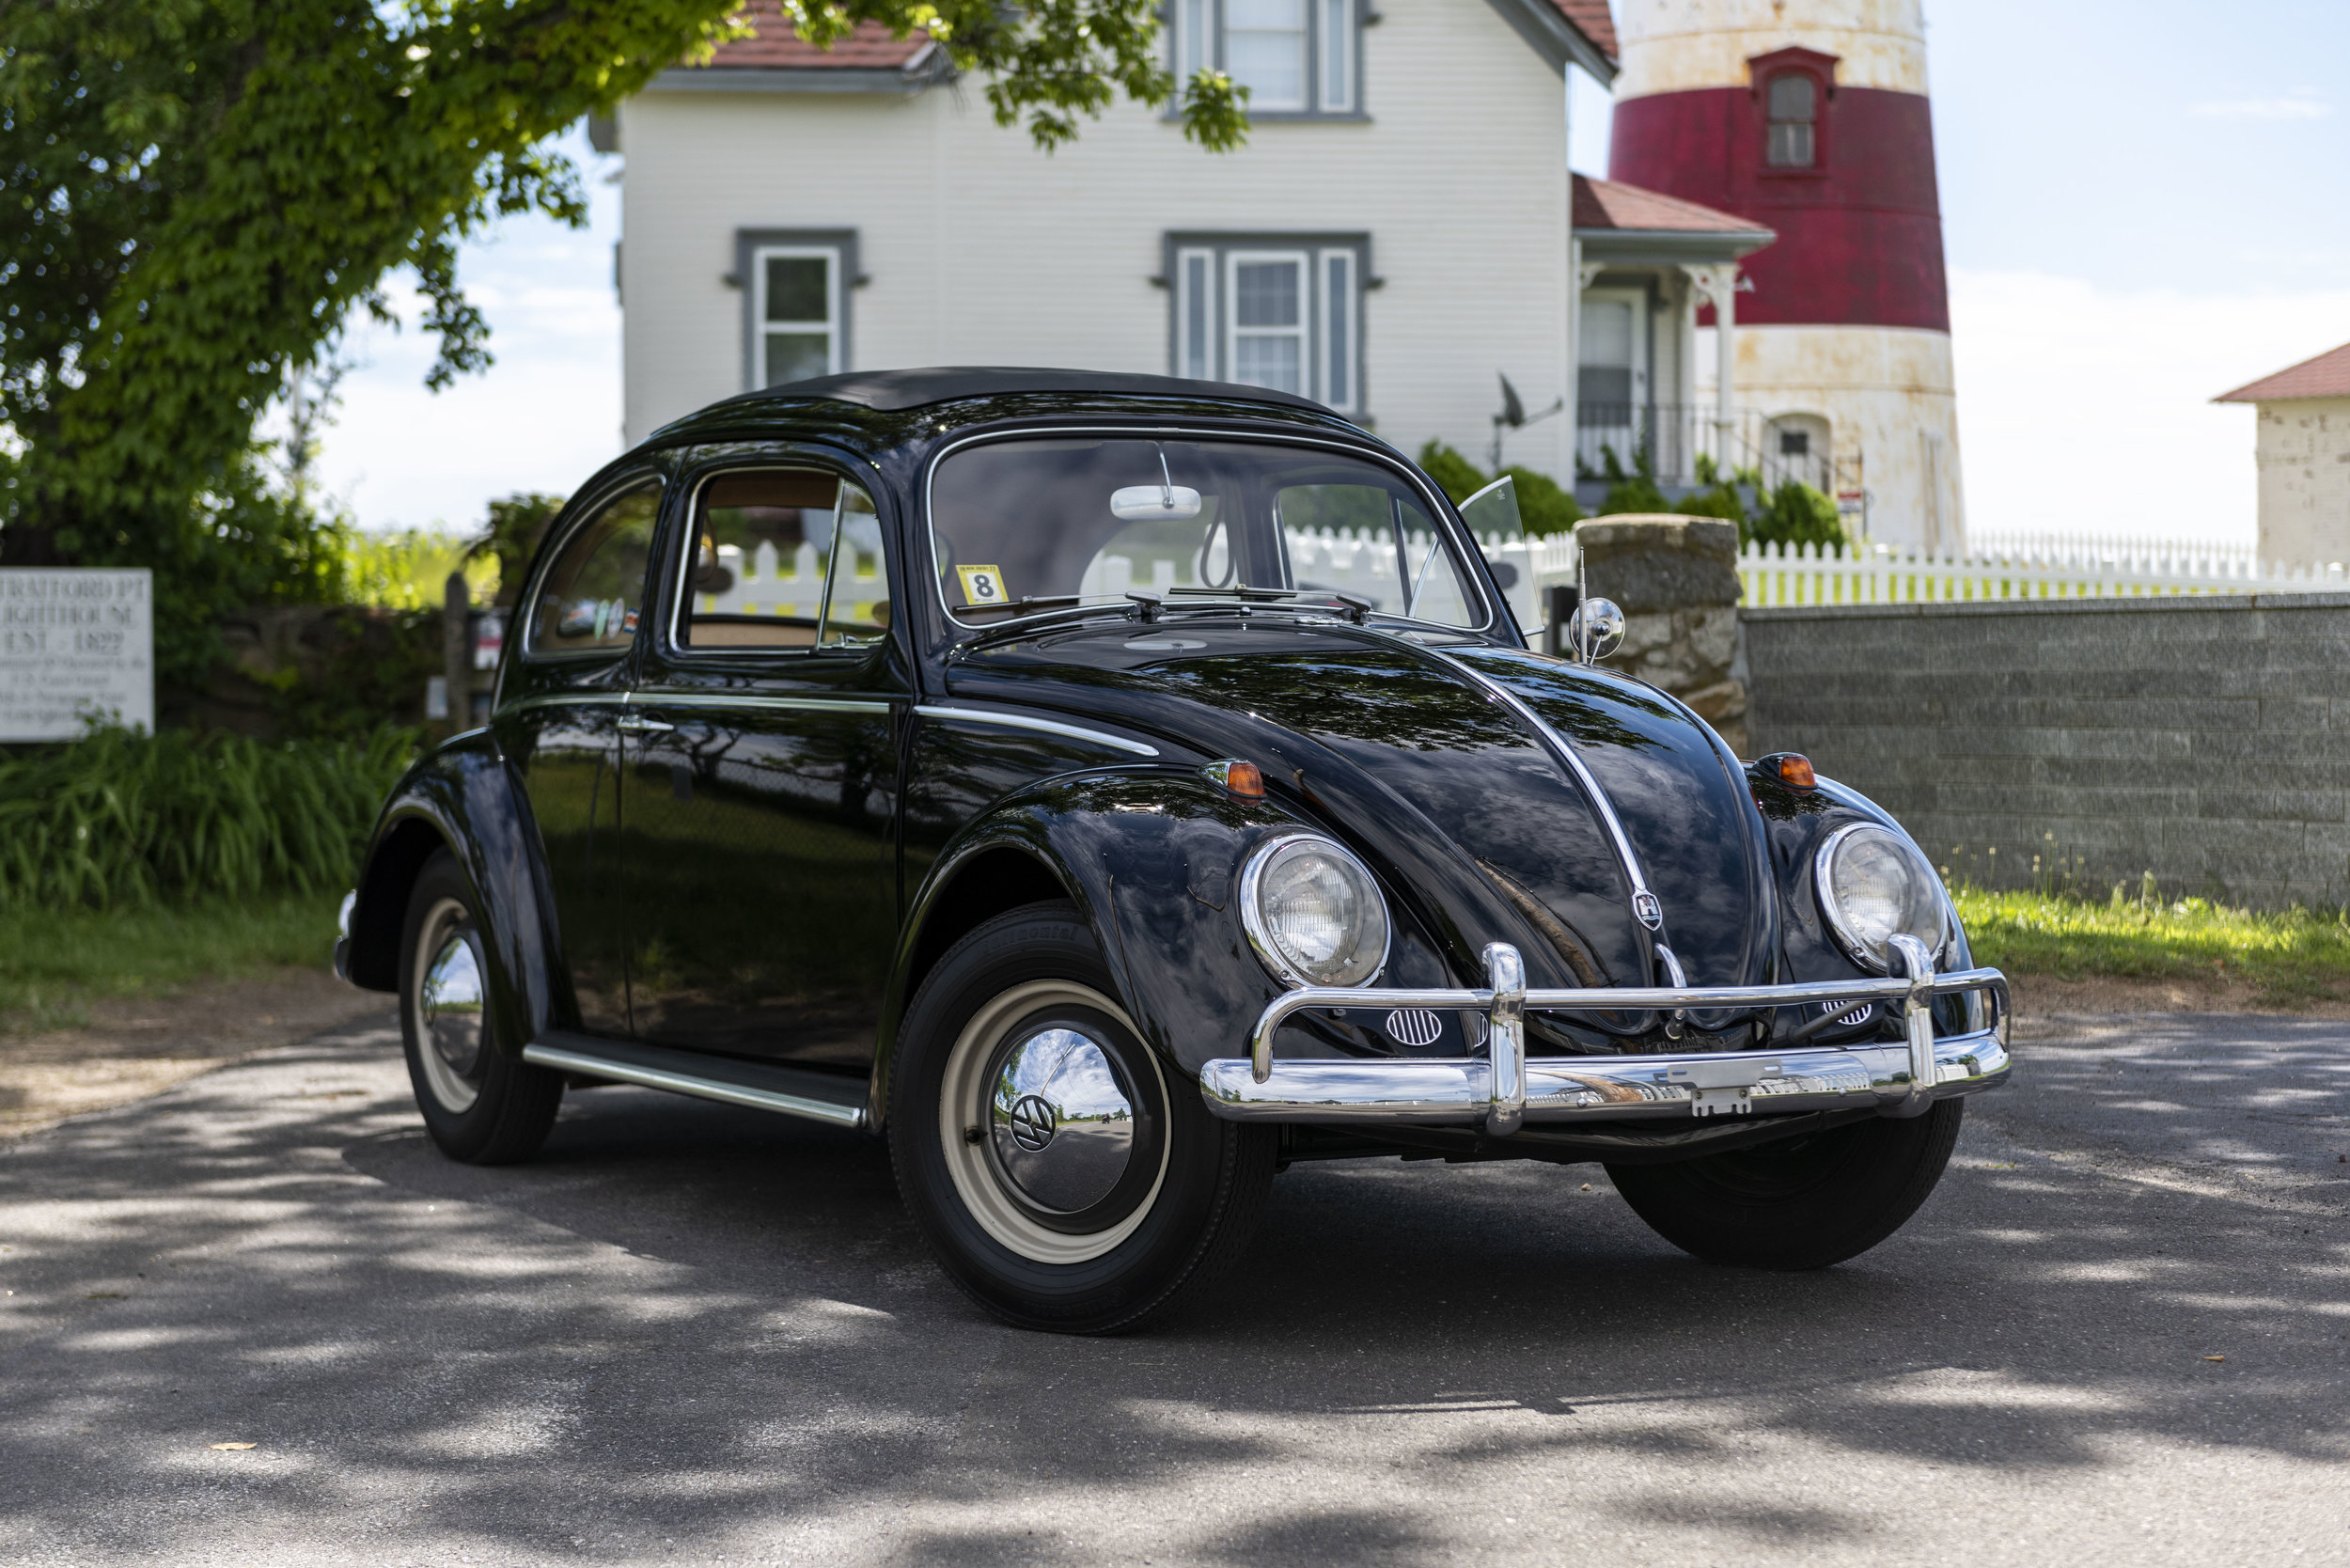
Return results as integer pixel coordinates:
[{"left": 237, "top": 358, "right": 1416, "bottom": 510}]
[{"left": 345, "top": 733, "right": 562, "bottom": 1057}]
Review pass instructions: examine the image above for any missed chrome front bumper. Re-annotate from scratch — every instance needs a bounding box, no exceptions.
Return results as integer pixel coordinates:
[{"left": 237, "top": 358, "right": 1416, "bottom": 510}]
[{"left": 1198, "top": 936, "right": 2009, "bottom": 1136}]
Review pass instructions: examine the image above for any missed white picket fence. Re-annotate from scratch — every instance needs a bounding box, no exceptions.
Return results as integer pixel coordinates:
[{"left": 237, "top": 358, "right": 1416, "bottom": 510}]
[
  {"left": 1517, "top": 530, "right": 2347, "bottom": 605},
  {"left": 703, "top": 525, "right": 2344, "bottom": 621},
  {"left": 1737, "top": 538, "right": 2347, "bottom": 606}
]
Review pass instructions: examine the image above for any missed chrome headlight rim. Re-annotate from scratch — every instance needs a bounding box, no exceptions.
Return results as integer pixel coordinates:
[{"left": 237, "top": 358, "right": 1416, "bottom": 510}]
[
  {"left": 1238, "top": 831, "right": 1393, "bottom": 991},
  {"left": 1812, "top": 822, "right": 1950, "bottom": 975}
]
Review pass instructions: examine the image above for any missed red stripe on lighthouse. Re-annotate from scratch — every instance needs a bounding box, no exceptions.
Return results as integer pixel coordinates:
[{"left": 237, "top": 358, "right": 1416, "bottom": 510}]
[{"left": 1610, "top": 86, "right": 1950, "bottom": 333}]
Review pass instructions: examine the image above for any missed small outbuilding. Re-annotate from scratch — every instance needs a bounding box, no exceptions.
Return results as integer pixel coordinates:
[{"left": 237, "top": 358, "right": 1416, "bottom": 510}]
[{"left": 2215, "top": 339, "right": 2350, "bottom": 566}]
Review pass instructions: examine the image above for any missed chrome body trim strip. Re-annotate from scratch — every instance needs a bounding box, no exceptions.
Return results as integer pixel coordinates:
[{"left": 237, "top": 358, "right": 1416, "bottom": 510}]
[
  {"left": 506, "top": 692, "right": 619, "bottom": 715},
  {"left": 914, "top": 704, "right": 1160, "bottom": 757},
  {"left": 1356, "top": 629, "right": 1668, "bottom": 933},
  {"left": 1204, "top": 942, "right": 2009, "bottom": 1133},
  {"left": 521, "top": 1043, "right": 868, "bottom": 1129},
  {"left": 630, "top": 690, "right": 894, "bottom": 716}
]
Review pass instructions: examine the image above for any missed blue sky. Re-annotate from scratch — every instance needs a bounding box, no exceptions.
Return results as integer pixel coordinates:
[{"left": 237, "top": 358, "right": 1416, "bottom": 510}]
[{"left": 318, "top": 0, "right": 2350, "bottom": 549}]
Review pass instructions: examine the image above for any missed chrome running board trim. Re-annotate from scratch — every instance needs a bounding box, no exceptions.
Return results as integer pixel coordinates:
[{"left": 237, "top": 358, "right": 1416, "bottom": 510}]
[{"left": 522, "top": 1042, "right": 868, "bottom": 1130}]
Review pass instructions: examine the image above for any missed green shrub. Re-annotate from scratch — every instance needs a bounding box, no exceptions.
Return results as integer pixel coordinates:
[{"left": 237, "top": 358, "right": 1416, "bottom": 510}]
[
  {"left": 1592, "top": 447, "right": 1670, "bottom": 515},
  {"left": 1416, "top": 441, "right": 1490, "bottom": 506},
  {"left": 1750, "top": 478, "right": 1845, "bottom": 550},
  {"left": 1496, "top": 465, "right": 1586, "bottom": 536},
  {"left": 0, "top": 725, "right": 415, "bottom": 912},
  {"left": 1416, "top": 443, "right": 1586, "bottom": 536}
]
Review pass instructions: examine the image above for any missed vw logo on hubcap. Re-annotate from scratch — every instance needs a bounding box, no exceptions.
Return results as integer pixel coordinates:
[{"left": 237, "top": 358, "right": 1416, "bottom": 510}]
[{"left": 1008, "top": 1093, "right": 1058, "bottom": 1152}]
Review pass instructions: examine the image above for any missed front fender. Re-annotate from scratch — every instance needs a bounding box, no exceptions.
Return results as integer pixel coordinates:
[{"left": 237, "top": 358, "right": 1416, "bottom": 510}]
[
  {"left": 876, "top": 769, "right": 1471, "bottom": 1128},
  {"left": 346, "top": 731, "right": 562, "bottom": 1058},
  {"left": 1751, "top": 768, "right": 1981, "bottom": 1032}
]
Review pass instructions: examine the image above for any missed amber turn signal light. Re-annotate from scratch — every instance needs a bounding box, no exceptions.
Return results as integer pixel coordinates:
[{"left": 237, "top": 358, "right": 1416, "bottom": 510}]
[
  {"left": 1207, "top": 760, "right": 1265, "bottom": 799},
  {"left": 1763, "top": 753, "right": 1817, "bottom": 790}
]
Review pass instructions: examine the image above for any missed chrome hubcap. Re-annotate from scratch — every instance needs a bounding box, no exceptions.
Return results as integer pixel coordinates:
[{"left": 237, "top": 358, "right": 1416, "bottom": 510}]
[
  {"left": 986, "top": 1027, "right": 1136, "bottom": 1214},
  {"left": 421, "top": 926, "right": 486, "bottom": 1088}
]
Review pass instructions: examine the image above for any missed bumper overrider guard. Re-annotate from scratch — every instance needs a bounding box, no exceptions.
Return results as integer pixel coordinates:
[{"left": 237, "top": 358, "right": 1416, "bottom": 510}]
[{"left": 1199, "top": 934, "right": 2010, "bottom": 1136}]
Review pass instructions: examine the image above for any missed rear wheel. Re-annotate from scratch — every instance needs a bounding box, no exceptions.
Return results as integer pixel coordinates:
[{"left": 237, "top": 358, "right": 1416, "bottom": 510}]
[
  {"left": 889, "top": 902, "right": 1277, "bottom": 1333},
  {"left": 399, "top": 849, "right": 563, "bottom": 1165},
  {"left": 1606, "top": 1099, "right": 1965, "bottom": 1270}
]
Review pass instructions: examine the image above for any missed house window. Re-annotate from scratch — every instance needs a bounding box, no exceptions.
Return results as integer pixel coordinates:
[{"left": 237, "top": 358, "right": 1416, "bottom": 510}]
[
  {"left": 735, "top": 228, "right": 856, "bottom": 391},
  {"left": 1168, "top": 233, "right": 1368, "bottom": 414},
  {"left": 1765, "top": 73, "right": 1817, "bottom": 167},
  {"left": 1173, "top": 0, "right": 1358, "bottom": 118}
]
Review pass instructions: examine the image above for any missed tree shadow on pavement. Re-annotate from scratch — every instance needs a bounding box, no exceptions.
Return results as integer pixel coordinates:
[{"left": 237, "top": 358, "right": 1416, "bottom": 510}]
[{"left": 0, "top": 1013, "right": 2342, "bottom": 1564}]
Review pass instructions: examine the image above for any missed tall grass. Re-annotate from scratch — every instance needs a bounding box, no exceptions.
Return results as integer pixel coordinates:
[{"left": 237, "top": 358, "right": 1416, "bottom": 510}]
[{"left": 0, "top": 726, "right": 415, "bottom": 912}]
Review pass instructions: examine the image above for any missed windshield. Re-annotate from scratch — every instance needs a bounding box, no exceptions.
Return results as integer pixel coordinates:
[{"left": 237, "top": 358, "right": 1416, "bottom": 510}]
[{"left": 928, "top": 437, "right": 1492, "bottom": 630}]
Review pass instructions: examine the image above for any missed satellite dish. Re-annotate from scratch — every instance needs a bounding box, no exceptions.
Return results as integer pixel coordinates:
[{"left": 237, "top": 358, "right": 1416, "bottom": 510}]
[{"left": 1498, "top": 372, "right": 1528, "bottom": 429}]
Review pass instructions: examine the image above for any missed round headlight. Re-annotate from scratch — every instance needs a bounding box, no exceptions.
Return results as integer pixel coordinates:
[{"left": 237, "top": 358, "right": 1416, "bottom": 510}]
[
  {"left": 1814, "top": 823, "right": 1949, "bottom": 972},
  {"left": 1241, "top": 835, "right": 1391, "bottom": 989}
]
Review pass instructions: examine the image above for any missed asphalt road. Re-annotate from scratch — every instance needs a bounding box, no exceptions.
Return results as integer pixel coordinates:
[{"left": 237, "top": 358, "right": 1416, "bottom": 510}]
[{"left": 2, "top": 1010, "right": 2345, "bottom": 1567}]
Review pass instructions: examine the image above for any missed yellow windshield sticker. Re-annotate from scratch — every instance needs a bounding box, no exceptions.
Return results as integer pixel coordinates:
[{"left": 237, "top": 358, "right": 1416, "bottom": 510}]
[{"left": 956, "top": 565, "right": 1009, "bottom": 606}]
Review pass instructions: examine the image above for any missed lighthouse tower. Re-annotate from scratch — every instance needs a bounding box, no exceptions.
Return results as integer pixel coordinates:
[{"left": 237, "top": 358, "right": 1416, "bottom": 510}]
[{"left": 1607, "top": 0, "right": 1963, "bottom": 552}]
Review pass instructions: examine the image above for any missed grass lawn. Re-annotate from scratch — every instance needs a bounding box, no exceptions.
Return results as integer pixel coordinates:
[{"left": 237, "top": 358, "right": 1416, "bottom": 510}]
[
  {"left": 0, "top": 891, "right": 345, "bottom": 1033},
  {"left": 5, "top": 885, "right": 2344, "bottom": 1033},
  {"left": 1955, "top": 886, "right": 2350, "bottom": 1006}
]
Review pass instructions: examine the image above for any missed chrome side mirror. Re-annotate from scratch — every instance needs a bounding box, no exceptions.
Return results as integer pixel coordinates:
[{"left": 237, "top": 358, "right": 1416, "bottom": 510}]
[{"left": 1570, "top": 596, "right": 1624, "bottom": 663}]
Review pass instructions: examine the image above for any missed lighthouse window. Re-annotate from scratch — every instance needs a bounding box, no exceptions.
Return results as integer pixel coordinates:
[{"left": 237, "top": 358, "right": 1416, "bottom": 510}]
[{"left": 1766, "top": 74, "right": 1817, "bottom": 167}]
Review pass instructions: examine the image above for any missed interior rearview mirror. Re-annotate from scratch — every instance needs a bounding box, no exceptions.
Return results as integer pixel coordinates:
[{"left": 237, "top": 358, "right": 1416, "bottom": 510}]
[{"left": 1111, "top": 485, "right": 1202, "bottom": 522}]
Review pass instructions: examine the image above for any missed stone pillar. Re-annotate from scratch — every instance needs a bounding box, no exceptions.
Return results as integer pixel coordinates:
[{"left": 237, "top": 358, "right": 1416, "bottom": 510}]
[{"left": 1572, "top": 515, "right": 1747, "bottom": 755}]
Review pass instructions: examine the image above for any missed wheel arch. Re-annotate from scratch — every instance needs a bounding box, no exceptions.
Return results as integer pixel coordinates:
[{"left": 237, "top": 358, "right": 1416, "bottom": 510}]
[
  {"left": 346, "top": 736, "right": 568, "bottom": 1055},
  {"left": 868, "top": 772, "right": 1307, "bottom": 1132}
]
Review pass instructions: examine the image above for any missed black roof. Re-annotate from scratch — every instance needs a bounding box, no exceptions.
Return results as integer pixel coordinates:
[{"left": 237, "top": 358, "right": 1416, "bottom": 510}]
[{"left": 735, "top": 366, "right": 1334, "bottom": 416}]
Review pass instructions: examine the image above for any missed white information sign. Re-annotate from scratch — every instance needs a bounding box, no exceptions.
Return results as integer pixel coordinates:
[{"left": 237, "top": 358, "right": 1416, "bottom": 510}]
[{"left": 0, "top": 569, "right": 155, "bottom": 740}]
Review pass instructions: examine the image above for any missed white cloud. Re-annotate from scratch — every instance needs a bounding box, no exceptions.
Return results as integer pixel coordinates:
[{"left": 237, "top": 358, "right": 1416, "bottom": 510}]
[
  {"left": 2188, "top": 95, "right": 2331, "bottom": 120},
  {"left": 1950, "top": 269, "right": 2350, "bottom": 552}
]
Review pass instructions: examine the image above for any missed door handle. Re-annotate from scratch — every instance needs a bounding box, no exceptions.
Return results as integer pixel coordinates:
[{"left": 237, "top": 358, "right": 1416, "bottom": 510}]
[{"left": 616, "top": 715, "right": 676, "bottom": 734}]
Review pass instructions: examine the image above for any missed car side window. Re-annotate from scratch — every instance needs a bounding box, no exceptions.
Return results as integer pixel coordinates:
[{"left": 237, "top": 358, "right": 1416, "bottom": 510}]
[
  {"left": 819, "top": 480, "right": 888, "bottom": 648},
  {"left": 676, "top": 468, "right": 887, "bottom": 653},
  {"left": 678, "top": 469, "right": 839, "bottom": 650},
  {"left": 526, "top": 480, "right": 661, "bottom": 657}
]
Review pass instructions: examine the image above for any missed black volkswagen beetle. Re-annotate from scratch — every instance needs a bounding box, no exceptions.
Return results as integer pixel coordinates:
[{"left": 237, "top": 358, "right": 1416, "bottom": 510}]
[{"left": 335, "top": 368, "right": 2009, "bottom": 1333}]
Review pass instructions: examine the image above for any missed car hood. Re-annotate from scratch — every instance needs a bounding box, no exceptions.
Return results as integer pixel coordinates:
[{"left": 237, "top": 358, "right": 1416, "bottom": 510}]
[{"left": 943, "top": 619, "right": 1775, "bottom": 993}]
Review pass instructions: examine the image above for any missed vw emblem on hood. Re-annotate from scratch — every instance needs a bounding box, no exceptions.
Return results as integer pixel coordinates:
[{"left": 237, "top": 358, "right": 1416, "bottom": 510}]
[{"left": 1008, "top": 1094, "right": 1058, "bottom": 1152}]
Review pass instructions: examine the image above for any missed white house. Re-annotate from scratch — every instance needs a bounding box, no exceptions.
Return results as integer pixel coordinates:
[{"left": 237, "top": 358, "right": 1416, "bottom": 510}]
[
  {"left": 608, "top": 0, "right": 1775, "bottom": 494},
  {"left": 2215, "top": 340, "right": 2350, "bottom": 568}
]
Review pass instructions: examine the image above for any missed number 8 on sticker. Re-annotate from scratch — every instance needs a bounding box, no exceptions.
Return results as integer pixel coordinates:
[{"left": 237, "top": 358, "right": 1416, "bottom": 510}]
[{"left": 956, "top": 565, "right": 1007, "bottom": 606}]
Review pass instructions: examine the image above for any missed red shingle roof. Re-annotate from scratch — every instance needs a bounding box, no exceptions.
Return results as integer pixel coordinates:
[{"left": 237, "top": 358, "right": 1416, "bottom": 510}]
[
  {"left": 1549, "top": 0, "right": 1618, "bottom": 63},
  {"left": 2214, "top": 340, "right": 2350, "bottom": 403},
  {"left": 702, "top": 2, "right": 931, "bottom": 70},
  {"left": 1573, "top": 174, "right": 1768, "bottom": 235},
  {"left": 697, "top": 0, "right": 1616, "bottom": 73}
]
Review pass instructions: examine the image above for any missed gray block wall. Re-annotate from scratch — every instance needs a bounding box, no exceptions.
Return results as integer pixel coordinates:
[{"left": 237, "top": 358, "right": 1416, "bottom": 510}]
[{"left": 1742, "top": 592, "right": 2350, "bottom": 909}]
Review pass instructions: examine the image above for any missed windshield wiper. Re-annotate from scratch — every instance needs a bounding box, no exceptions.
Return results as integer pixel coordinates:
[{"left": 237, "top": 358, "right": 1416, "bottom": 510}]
[{"left": 1162, "top": 585, "right": 1372, "bottom": 624}]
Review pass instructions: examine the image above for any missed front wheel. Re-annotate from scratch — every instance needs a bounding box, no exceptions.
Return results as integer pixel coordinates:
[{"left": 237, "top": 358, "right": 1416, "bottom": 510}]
[
  {"left": 889, "top": 902, "right": 1277, "bottom": 1333},
  {"left": 399, "top": 849, "right": 564, "bottom": 1165},
  {"left": 1606, "top": 1099, "right": 1965, "bottom": 1270}
]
